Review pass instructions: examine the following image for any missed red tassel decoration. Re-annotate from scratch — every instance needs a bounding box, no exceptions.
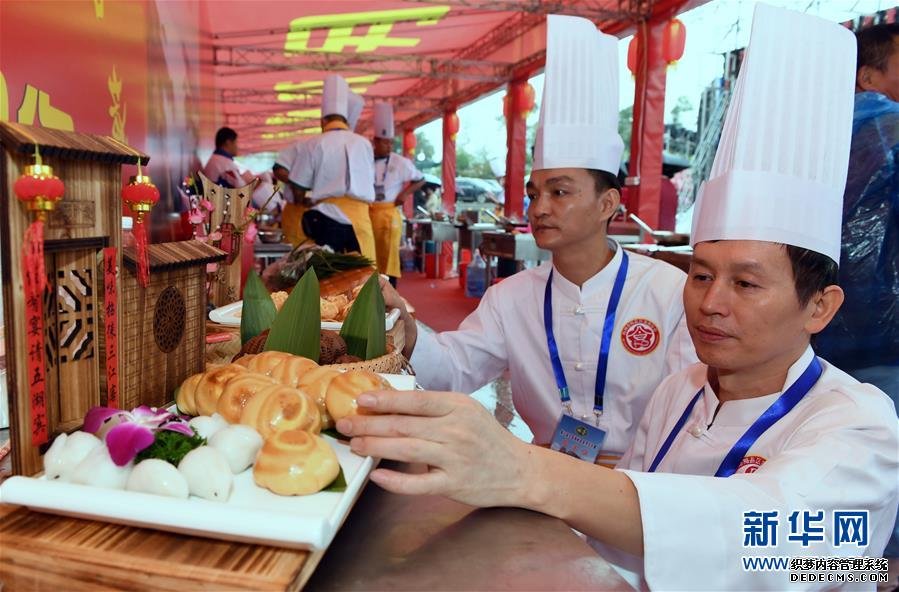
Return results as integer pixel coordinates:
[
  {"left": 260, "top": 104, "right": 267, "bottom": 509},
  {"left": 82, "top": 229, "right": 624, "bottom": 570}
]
[{"left": 121, "top": 170, "right": 160, "bottom": 288}]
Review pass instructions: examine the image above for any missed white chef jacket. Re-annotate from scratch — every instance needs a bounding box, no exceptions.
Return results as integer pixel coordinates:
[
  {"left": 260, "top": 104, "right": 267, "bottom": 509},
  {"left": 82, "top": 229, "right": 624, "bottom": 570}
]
[
  {"left": 202, "top": 150, "right": 255, "bottom": 189},
  {"left": 288, "top": 129, "right": 375, "bottom": 203},
  {"left": 411, "top": 242, "right": 697, "bottom": 459},
  {"left": 274, "top": 138, "right": 312, "bottom": 173},
  {"left": 374, "top": 153, "right": 424, "bottom": 203},
  {"left": 597, "top": 346, "right": 899, "bottom": 591}
]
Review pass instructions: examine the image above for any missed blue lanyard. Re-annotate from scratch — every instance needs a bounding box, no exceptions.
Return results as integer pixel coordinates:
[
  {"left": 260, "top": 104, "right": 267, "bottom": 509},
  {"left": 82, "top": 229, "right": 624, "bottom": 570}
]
[
  {"left": 543, "top": 250, "right": 629, "bottom": 416},
  {"left": 647, "top": 356, "right": 824, "bottom": 476}
]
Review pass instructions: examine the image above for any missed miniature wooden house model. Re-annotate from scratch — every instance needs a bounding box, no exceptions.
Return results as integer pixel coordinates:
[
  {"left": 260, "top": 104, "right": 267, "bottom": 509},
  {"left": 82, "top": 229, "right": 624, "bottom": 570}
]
[
  {"left": 0, "top": 122, "right": 145, "bottom": 476},
  {"left": 118, "top": 240, "right": 225, "bottom": 410}
]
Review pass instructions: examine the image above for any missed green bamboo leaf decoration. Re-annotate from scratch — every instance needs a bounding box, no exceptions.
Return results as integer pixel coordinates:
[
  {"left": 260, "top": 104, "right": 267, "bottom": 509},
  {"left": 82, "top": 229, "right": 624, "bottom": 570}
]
[
  {"left": 264, "top": 267, "right": 320, "bottom": 361},
  {"left": 339, "top": 272, "right": 386, "bottom": 360},
  {"left": 240, "top": 271, "right": 277, "bottom": 345}
]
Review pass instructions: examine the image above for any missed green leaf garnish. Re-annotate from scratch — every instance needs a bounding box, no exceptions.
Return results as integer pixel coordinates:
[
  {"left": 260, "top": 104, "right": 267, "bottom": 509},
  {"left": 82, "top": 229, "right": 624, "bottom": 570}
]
[
  {"left": 264, "top": 267, "right": 321, "bottom": 361},
  {"left": 135, "top": 429, "right": 206, "bottom": 467},
  {"left": 338, "top": 272, "right": 386, "bottom": 360},
  {"left": 323, "top": 465, "right": 347, "bottom": 492},
  {"left": 240, "top": 271, "right": 277, "bottom": 345}
]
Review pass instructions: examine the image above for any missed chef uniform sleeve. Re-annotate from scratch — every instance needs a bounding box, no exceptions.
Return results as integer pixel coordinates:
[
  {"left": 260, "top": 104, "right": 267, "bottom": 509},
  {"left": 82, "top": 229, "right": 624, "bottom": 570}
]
[
  {"left": 289, "top": 140, "right": 316, "bottom": 190},
  {"left": 410, "top": 283, "right": 510, "bottom": 394},
  {"left": 619, "top": 386, "right": 899, "bottom": 591}
]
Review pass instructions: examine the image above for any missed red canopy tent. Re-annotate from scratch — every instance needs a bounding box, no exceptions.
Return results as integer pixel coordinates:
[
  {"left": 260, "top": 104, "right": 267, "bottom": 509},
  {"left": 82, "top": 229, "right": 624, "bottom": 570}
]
[{"left": 207, "top": 0, "right": 701, "bottom": 226}]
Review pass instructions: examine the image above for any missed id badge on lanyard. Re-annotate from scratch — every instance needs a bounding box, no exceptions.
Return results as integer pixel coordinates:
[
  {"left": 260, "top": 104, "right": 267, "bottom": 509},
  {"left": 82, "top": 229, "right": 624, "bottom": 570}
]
[{"left": 547, "top": 251, "right": 629, "bottom": 463}]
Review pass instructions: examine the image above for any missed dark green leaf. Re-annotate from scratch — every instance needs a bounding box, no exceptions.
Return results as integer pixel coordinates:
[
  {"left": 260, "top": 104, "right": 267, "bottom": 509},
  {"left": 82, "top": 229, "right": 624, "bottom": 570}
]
[
  {"left": 338, "top": 272, "right": 385, "bottom": 360},
  {"left": 240, "top": 271, "right": 277, "bottom": 345},
  {"left": 323, "top": 465, "right": 347, "bottom": 492},
  {"left": 264, "top": 267, "right": 320, "bottom": 361},
  {"left": 135, "top": 429, "right": 206, "bottom": 467}
]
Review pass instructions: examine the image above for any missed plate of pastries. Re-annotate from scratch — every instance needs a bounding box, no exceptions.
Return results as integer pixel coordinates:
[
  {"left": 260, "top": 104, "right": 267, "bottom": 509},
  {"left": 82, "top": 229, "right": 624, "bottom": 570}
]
[{"left": 0, "top": 352, "right": 415, "bottom": 550}]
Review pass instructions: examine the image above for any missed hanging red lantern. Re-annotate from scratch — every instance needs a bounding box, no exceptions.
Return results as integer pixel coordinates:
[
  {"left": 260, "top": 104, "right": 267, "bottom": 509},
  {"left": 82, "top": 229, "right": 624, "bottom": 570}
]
[
  {"left": 519, "top": 83, "right": 536, "bottom": 114},
  {"left": 14, "top": 144, "right": 64, "bottom": 446},
  {"left": 121, "top": 166, "right": 160, "bottom": 288},
  {"left": 662, "top": 18, "right": 687, "bottom": 65},
  {"left": 445, "top": 112, "right": 460, "bottom": 142},
  {"left": 14, "top": 148, "right": 65, "bottom": 295},
  {"left": 403, "top": 128, "right": 417, "bottom": 158},
  {"left": 627, "top": 34, "right": 639, "bottom": 76}
]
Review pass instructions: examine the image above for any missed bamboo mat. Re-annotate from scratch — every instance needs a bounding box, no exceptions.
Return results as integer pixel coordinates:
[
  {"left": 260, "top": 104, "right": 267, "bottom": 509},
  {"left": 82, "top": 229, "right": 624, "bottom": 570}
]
[{"left": 0, "top": 504, "right": 316, "bottom": 591}]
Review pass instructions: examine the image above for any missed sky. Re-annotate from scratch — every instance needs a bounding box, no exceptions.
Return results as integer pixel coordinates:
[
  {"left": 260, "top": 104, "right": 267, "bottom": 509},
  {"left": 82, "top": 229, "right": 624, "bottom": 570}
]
[{"left": 413, "top": 0, "right": 895, "bottom": 172}]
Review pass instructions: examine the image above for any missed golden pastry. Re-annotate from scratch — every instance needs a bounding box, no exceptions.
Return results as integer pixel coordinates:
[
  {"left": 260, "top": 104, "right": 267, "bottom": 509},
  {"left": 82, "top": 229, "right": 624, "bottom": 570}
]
[
  {"left": 319, "top": 331, "right": 348, "bottom": 365},
  {"left": 320, "top": 298, "right": 340, "bottom": 321},
  {"left": 269, "top": 355, "right": 319, "bottom": 389},
  {"left": 240, "top": 384, "right": 321, "bottom": 438},
  {"left": 216, "top": 372, "right": 278, "bottom": 423},
  {"left": 270, "top": 291, "right": 288, "bottom": 310},
  {"left": 253, "top": 429, "right": 340, "bottom": 496},
  {"left": 325, "top": 370, "right": 393, "bottom": 422},
  {"left": 233, "top": 353, "right": 256, "bottom": 368},
  {"left": 297, "top": 366, "right": 342, "bottom": 430},
  {"left": 195, "top": 364, "right": 248, "bottom": 416},
  {"left": 246, "top": 350, "right": 292, "bottom": 375},
  {"left": 175, "top": 372, "right": 204, "bottom": 416}
]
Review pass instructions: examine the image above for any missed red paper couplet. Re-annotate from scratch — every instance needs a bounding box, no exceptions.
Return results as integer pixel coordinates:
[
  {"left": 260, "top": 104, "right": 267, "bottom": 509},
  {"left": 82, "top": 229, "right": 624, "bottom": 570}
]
[
  {"left": 103, "top": 247, "right": 119, "bottom": 408},
  {"left": 22, "top": 226, "right": 48, "bottom": 446}
]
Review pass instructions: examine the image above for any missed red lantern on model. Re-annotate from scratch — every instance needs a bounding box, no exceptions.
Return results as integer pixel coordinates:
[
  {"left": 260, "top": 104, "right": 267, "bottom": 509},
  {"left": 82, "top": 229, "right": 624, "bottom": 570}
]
[
  {"left": 403, "top": 128, "right": 417, "bottom": 158},
  {"left": 121, "top": 164, "right": 160, "bottom": 287},
  {"left": 14, "top": 146, "right": 65, "bottom": 295}
]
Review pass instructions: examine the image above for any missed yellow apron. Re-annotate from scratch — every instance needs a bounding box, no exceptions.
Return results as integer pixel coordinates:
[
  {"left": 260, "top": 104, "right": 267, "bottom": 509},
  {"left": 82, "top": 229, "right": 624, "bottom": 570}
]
[
  {"left": 370, "top": 202, "right": 403, "bottom": 277},
  {"left": 320, "top": 196, "right": 377, "bottom": 263},
  {"left": 281, "top": 202, "right": 307, "bottom": 246}
]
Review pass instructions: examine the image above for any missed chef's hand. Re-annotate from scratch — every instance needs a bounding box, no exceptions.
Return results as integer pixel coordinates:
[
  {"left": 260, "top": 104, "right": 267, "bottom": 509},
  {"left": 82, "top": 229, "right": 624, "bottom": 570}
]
[
  {"left": 336, "top": 390, "right": 537, "bottom": 508},
  {"left": 378, "top": 275, "right": 417, "bottom": 358}
]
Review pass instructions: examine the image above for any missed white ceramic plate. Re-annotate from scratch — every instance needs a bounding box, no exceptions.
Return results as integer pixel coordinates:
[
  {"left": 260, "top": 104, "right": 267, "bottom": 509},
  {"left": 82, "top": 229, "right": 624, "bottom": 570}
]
[
  {"left": 209, "top": 302, "right": 401, "bottom": 332},
  {"left": 0, "top": 374, "right": 416, "bottom": 550}
]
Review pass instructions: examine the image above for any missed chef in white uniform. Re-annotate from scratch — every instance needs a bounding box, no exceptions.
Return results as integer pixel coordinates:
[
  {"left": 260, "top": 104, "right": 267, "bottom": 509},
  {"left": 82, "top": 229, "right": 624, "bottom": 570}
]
[
  {"left": 342, "top": 7, "right": 899, "bottom": 591},
  {"left": 202, "top": 127, "right": 256, "bottom": 189},
  {"left": 370, "top": 102, "right": 425, "bottom": 286},
  {"left": 289, "top": 76, "right": 376, "bottom": 259},
  {"left": 274, "top": 91, "right": 365, "bottom": 246},
  {"left": 382, "top": 15, "right": 695, "bottom": 464}
]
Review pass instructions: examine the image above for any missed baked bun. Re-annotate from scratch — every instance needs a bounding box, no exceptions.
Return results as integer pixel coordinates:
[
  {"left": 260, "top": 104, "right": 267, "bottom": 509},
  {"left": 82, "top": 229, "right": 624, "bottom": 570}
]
[
  {"left": 325, "top": 370, "right": 393, "bottom": 422},
  {"left": 175, "top": 372, "right": 204, "bottom": 416},
  {"left": 253, "top": 430, "right": 340, "bottom": 495},
  {"left": 240, "top": 384, "right": 321, "bottom": 438},
  {"left": 297, "top": 366, "right": 341, "bottom": 430},
  {"left": 195, "top": 364, "right": 248, "bottom": 416},
  {"left": 269, "top": 355, "right": 319, "bottom": 389},
  {"left": 246, "top": 351, "right": 292, "bottom": 375},
  {"left": 216, "top": 372, "right": 278, "bottom": 424},
  {"left": 233, "top": 354, "right": 255, "bottom": 368}
]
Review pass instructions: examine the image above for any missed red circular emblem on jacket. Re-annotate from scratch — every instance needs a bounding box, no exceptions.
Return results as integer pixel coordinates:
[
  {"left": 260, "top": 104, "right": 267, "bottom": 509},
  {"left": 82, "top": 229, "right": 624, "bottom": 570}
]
[
  {"left": 736, "top": 455, "right": 767, "bottom": 474},
  {"left": 620, "top": 318, "right": 660, "bottom": 355}
]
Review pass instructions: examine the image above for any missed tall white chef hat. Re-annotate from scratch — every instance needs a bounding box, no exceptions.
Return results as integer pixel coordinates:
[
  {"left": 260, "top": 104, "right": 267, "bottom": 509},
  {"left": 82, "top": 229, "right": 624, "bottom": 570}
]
[
  {"left": 322, "top": 74, "right": 350, "bottom": 119},
  {"left": 533, "top": 14, "right": 623, "bottom": 175},
  {"left": 691, "top": 3, "right": 856, "bottom": 264},
  {"left": 347, "top": 91, "right": 364, "bottom": 131},
  {"left": 373, "top": 102, "right": 395, "bottom": 139}
]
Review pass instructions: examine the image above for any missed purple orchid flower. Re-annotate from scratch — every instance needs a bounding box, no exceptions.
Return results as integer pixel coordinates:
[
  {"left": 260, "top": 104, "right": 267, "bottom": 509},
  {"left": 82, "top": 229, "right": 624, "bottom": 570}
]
[{"left": 83, "top": 406, "right": 195, "bottom": 467}]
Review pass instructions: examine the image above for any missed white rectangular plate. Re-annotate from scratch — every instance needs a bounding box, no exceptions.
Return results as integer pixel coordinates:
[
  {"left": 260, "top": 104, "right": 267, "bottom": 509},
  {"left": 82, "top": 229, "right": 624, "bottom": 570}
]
[
  {"left": 210, "top": 302, "right": 401, "bottom": 332},
  {"left": 0, "top": 373, "right": 416, "bottom": 550}
]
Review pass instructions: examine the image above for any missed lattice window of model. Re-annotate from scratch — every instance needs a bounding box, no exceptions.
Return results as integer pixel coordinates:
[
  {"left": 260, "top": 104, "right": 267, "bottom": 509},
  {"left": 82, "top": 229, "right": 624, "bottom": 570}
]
[{"left": 153, "top": 286, "right": 186, "bottom": 353}]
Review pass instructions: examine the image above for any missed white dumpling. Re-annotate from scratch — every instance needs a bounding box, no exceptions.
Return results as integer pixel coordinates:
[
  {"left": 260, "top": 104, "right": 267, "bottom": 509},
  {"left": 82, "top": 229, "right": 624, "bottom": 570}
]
[
  {"left": 126, "top": 459, "right": 189, "bottom": 499},
  {"left": 177, "top": 446, "right": 232, "bottom": 502},
  {"left": 188, "top": 414, "right": 228, "bottom": 440},
  {"left": 70, "top": 445, "right": 132, "bottom": 490},
  {"left": 44, "top": 431, "right": 102, "bottom": 482},
  {"left": 209, "top": 425, "right": 263, "bottom": 474}
]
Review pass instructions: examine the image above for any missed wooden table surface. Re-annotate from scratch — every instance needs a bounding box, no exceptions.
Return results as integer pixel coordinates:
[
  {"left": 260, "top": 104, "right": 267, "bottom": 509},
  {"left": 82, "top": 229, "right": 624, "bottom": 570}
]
[{"left": 0, "top": 462, "right": 634, "bottom": 591}]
